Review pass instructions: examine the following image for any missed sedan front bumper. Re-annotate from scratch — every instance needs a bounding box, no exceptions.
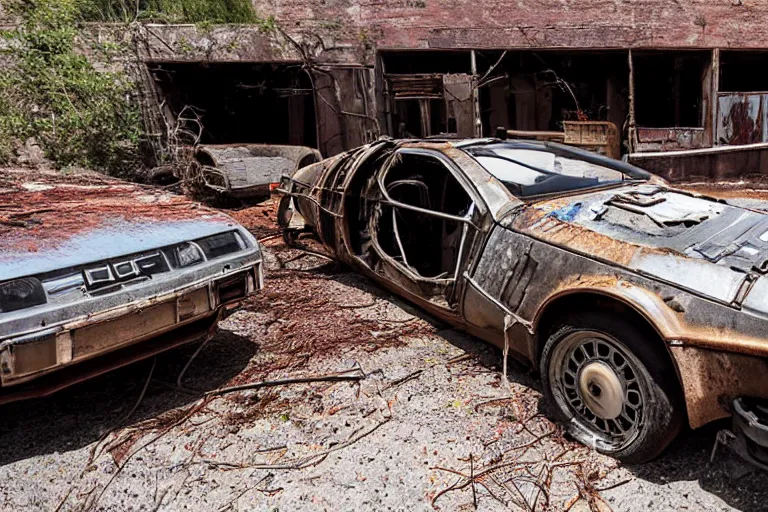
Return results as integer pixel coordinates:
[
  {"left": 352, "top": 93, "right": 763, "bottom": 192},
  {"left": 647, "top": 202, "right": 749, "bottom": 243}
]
[{"left": 0, "top": 261, "right": 263, "bottom": 389}]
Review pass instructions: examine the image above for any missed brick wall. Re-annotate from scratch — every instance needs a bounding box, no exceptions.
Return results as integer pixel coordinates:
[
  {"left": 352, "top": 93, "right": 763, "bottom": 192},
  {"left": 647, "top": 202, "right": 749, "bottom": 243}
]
[
  {"left": 254, "top": 0, "right": 768, "bottom": 51},
  {"left": 131, "top": 1, "right": 768, "bottom": 65}
]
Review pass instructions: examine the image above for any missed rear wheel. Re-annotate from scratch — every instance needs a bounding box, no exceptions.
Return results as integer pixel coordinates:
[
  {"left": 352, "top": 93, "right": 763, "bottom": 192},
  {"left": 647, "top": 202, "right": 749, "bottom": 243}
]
[{"left": 540, "top": 312, "right": 683, "bottom": 464}]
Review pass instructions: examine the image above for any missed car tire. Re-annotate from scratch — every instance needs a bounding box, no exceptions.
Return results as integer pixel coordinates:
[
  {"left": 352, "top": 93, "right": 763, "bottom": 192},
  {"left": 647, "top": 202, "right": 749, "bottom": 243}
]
[{"left": 540, "top": 312, "right": 683, "bottom": 464}]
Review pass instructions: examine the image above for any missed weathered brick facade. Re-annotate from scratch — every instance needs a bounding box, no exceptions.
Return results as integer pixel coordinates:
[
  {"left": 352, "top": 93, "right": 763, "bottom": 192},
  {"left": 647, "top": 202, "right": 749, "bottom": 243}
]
[
  {"left": 255, "top": 0, "right": 768, "bottom": 52},
  {"left": 137, "top": 1, "right": 768, "bottom": 65},
  {"left": 128, "top": 1, "right": 768, "bottom": 180}
]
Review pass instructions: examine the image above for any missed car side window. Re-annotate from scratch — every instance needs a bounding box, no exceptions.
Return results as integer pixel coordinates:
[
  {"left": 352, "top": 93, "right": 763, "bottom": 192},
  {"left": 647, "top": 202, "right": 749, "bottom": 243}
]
[{"left": 375, "top": 151, "right": 476, "bottom": 280}]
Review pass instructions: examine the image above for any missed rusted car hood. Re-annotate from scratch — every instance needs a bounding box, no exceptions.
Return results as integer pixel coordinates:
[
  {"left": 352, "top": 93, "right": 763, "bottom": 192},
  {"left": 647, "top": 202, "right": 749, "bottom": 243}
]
[
  {"left": 509, "top": 184, "right": 768, "bottom": 311},
  {"left": 0, "top": 169, "right": 240, "bottom": 281}
]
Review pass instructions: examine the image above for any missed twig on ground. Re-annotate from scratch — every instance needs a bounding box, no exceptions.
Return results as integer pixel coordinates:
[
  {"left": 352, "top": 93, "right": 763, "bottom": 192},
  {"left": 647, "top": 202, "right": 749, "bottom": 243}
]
[
  {"left": 337, "top": 299, "right": 377, "bottom": 309},
  {"left": 431, "top": 420, "right": 572, "bottom": 510},
  {"left": 176, "top": 311, "right": 221, "bottom": 390},
  {"left": 205, "top": 370, "right": 365, "bottom": 397},
  {"left": 162, "top": 471, "right": 192, "bottom": 511},
  {"left": 216, "top": 474, "right": 282, "bottom": 511},
  {"left": 473, "top": 396, "right": 515, "bottom": 413},
  {"left": 53, "top": 487, "right": 73, "bottom": 512},
  {"left": 595, "top": 478, "right": 632, "bottom": 492},
  {"left": 431, "top": 475, "right": 465, "bottom": 508},
  {"left": 255, "top": 444, "right": 289, "bottom": 453},
  {"left": 0, "top": 218, "right": 26, "bottom": 227},
  {"left": 207, "top": 418, "right": 390, "bottom": 471},
  {"left": 446, "top": 353, "right": 473, "bottom": 365},
  {"left": 470, "top": 453, "right": 478, "bottom": 509},
  {"left": 87, "top": 396, "right": 213, "bottom": 510},
  {"left": 258, "top": 234, "right": 283, "bottom": 243},
  {"left": 76, "top": 484, "right": 98, "bottom": 512},
  {"left": 381, "top": 369, "right": 424, "bottom": 391},
  {"left": 276, "top": 252, "right": 310, "bottom": 268},
  {"left": 151, "top": 486, "right": 171, "bottom": 512},
  {"left": 85, "top": 357, "right": 157, "bottom": 469}
]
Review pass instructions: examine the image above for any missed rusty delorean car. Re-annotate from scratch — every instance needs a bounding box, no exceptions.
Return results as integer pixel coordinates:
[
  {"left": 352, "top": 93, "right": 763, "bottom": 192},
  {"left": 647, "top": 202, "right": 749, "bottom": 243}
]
[
  {"left": 277, "top": 137, "right": 768, "bottom": 465},
  {"left": 0, "top": 169, "right": 263, "bottom": 401}
]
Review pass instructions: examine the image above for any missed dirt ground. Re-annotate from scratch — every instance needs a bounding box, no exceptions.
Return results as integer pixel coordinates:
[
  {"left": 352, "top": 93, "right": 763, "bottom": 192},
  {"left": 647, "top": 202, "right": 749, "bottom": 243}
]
[{"left": 0, "top": 197, "right": 767, "bottom": 511}]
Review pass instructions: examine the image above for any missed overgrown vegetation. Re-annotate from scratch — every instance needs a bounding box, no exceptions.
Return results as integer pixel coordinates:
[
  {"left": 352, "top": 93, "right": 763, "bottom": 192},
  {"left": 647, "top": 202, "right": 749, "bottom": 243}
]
[
  {"left": 77, "top": 0, "right": 258, "bottom": 24},
  {"left": 0, "top": 0, "right": 142, "bottom": 175}
]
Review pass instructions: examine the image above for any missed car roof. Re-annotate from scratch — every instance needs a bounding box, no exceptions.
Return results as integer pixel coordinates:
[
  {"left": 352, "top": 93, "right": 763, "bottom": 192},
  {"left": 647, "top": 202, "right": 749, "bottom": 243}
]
[{"left": 396, "top": 138, "right": 651, "bottom": 181}]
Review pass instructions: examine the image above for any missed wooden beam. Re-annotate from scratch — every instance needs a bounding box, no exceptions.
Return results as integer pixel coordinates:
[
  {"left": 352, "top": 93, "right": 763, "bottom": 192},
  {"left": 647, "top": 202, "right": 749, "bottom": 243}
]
[
  {"left": 711, "top": 48, "right": 721, "bottom": 147},
  {"left": 627, "top": 49, "right": 638, "bottom": 153}
]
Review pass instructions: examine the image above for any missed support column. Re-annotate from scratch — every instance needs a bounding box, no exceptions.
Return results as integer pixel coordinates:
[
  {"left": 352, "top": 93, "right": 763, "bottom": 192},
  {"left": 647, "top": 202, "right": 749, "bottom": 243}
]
[
  {"left": 471, "top": 50, "right": 482, "bottom": 137},
  {"left": 627, "top": 49, "right": 637, "bottom": 154},
  {"left": 711, "top": 48, "right": 721, "bottom": 147}
]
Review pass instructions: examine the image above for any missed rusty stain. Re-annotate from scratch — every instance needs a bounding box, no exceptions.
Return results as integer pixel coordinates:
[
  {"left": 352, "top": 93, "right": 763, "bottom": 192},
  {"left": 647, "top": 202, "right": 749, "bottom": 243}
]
[
  {"left": 682, "top": 184, "right": 768, "bottom": 202},
  {"left": 0, "top": 169, "right": 230, "bottom": 254},
  {"left": 718, "top": 93, "right": 765, "bottom": 146},
  {"left": 512, "top": 204, "right": 639, "bottom": 266},
  {"left": 673, "top": 346, "right": 768, "bottom": 428}
]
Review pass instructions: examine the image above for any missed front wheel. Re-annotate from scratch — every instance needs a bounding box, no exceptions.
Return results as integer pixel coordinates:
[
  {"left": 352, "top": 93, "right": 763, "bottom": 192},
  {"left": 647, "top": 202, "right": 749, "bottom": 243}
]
[{"left": 540, "top": 313, "right": 683, "bottom": 464}]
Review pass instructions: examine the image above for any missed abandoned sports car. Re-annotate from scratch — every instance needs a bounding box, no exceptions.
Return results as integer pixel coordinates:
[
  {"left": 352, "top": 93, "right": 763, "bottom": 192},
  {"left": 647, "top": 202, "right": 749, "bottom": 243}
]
[
  {"left": 278, "top": 137, "right": 768, "bottom": 465},
  {"left": 0, "top": 169, "right": 263, "bottom": 402}
]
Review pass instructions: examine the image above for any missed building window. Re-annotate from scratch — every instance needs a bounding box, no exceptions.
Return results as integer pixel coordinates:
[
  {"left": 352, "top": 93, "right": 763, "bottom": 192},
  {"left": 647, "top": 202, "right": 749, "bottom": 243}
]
[{"left": 633, "top": 51, "right": 710, "bottom": 128}]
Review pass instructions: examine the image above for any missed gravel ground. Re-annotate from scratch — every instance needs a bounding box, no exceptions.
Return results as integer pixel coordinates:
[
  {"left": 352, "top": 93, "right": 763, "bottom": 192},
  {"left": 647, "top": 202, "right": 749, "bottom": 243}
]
[{"left": 0, "top": 199, "right": 766, "bottom": 511}]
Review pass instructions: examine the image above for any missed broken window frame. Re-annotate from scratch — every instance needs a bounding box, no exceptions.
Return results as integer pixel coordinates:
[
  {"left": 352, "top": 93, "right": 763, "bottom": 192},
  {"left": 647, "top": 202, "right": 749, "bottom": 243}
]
[
  {"left": 714, "top": 51, "right": 768, "bottom": 147},
  {"left": 628, "top": 50, "right": 716, "bottom": 155},
  {"left": 368, "top": 148, "right": 484, "bottom": 304}
]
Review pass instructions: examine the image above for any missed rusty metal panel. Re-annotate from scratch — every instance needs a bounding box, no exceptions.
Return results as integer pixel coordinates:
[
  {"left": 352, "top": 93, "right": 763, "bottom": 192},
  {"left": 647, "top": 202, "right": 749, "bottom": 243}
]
[
  {"left": 316, "top": 67, "right": 378, "bottom": 157},
  {"left": 12, "top": 337, "right": 58, "bottom": 377},
  {"left": 72, "top": 301, "right": 177, "bottom": 359},
  {"left": 443, "top": 74, "right": 475, "bottom": 138},
  {"left": 717, "top": 93, "right": 765, "bottom": 146},
  {"left": 629, "top": 143, "right": 768, "bottom": 183},
  {"left": 672, "top": 346, "right": 768, "bottom": 428},
  {"left": 635, "top": 128, "right": 707, "bottom": 152}
]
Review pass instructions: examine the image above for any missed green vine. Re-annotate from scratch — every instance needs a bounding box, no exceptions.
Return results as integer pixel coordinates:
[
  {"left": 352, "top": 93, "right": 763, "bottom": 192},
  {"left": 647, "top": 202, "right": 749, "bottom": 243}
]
[
  {"left": 76, "top": 0, "right": 258, "bottom": 24},
  {"left": 0, "top": 0, "right": 142, "bottom": 175}
]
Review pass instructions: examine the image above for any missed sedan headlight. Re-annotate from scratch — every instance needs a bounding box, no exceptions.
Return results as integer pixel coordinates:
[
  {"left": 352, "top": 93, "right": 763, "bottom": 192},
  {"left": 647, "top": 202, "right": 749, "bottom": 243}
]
[
  {"left": 174, "top": 243, "right": 204, "bottom": 268},
  {"left": 0, "top": 277, "right": 47, "bottom": 313}
]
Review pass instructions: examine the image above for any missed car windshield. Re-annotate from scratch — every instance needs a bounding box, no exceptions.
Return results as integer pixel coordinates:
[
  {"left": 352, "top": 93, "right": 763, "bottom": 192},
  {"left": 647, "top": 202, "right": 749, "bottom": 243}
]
[{"left": 468, "top": 146, "right": 629, "bottom": 198}]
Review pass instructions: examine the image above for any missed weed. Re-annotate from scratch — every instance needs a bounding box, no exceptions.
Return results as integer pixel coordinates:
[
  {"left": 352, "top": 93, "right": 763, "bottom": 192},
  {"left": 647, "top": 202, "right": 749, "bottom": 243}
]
[{"left": 0, "top": 0, "right": 142, "bottom": 175}]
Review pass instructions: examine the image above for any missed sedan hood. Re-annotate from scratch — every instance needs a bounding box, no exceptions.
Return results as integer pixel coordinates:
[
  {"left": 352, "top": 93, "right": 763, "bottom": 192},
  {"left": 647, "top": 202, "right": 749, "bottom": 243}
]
[
  {"left": 0, "top": 169, "right": 241, "bottom": 281},
  {"left": 510, "top": 184, "right": 768, "bottom": 307}
]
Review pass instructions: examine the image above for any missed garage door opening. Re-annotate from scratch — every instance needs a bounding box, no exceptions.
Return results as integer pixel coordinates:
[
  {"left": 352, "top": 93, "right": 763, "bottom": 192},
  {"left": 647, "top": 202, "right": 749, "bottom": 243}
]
[{"left": 148, "top": 62, "right": 317, "bottom": 147}]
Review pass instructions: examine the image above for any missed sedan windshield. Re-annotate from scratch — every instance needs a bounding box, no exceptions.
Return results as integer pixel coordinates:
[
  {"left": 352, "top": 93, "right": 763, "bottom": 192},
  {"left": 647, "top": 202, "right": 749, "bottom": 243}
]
[{"left": 468, "top": 146, "right": 630, "bottom": 198}]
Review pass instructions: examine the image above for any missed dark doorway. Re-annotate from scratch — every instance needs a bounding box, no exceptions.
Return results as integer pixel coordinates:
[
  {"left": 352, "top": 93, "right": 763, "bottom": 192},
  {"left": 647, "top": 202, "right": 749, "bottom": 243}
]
[
  {"left": 148, "top": 62, "right": 317, "bottom": 147},
  {"left": 476, "top": 50, "right": 629, "bottom": 136},
  {"left": 633, "top": 51, "right": 710, "bottom": 128},
  {"left": 720, "top": 51, "right": 768, "bottom": 92}
]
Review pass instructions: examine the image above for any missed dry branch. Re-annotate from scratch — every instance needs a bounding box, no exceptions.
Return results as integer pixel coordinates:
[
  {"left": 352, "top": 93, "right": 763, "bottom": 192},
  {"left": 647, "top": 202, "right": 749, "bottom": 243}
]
[{"left": 206, "top": 371, "right": 365, "bottom": 397}]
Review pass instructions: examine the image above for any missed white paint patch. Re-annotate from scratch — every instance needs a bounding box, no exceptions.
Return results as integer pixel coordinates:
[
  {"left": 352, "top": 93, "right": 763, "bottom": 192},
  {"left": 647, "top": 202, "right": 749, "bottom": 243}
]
[{"left": 22, "top": 183, "right": 54, "bottom": 192}]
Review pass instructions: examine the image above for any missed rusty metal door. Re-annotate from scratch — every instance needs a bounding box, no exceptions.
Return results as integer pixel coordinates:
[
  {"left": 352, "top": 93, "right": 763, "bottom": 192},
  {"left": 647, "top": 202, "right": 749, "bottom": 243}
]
[{"left": 443, "top": 74, "right": 475, "bottom": 138}]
